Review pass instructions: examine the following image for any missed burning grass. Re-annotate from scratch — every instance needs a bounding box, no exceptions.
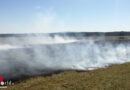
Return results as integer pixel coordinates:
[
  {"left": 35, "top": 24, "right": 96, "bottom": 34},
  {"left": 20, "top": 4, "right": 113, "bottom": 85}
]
[{"left": 4, "top": 62, "right": 130, "bottom": 90}]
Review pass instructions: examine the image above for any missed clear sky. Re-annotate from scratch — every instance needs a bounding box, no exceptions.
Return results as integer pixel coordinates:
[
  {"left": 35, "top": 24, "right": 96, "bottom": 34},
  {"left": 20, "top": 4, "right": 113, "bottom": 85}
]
[{"left": 0, "top": 0, "right": 130, "bottom": 33}]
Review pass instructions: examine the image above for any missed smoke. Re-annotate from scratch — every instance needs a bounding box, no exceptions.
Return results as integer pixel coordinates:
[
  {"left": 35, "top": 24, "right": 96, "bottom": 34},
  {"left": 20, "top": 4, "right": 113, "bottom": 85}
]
[
  {"left": 0, "top": 34, "right": 130, "bottom": 80},
  {"left": 26, "top": 12, "right": 68, "bottom": 33}
]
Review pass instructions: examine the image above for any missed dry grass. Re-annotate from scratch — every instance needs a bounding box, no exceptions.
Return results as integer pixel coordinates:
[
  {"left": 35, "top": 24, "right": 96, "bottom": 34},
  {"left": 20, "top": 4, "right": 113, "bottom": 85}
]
[{"left": 3, "top": 63, "right": 130, "bottom": 90}]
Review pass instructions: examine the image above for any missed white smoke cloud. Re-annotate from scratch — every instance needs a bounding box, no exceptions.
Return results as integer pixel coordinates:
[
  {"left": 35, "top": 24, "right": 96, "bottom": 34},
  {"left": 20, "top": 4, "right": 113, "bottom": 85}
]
[
  {"left": 0, "top": 35, "right": 130, "bottom": 80},
  {"left": 26, "top": 11, "right": 68, "bottom": 33}
]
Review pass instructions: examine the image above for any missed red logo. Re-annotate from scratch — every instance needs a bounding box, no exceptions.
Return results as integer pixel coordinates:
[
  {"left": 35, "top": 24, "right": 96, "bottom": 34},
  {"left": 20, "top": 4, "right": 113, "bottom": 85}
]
[
  {"left": 0, "top": 76, "right": 4, "bottom": 86},
  {"left": 0, "top": 76, "right": 3, "bottom": 83},
  {"left": 0, "top": 76, "right": 14, "bottom": 88}
]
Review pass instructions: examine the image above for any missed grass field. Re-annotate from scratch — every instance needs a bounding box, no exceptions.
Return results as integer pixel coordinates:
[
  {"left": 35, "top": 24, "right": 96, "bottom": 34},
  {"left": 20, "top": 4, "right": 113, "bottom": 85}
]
[{"left": 4, "top": 62, "right": 130, "bottom": 90}]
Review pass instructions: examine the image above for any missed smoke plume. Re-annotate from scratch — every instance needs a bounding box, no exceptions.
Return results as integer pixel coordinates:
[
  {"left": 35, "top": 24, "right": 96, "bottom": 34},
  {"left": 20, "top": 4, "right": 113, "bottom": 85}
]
[{"left": 0, "top": 34, "right": 130, "bottom": 80}]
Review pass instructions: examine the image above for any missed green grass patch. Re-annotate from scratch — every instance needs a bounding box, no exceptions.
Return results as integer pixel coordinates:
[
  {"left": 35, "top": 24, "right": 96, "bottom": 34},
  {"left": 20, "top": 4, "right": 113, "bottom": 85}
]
[{"left": 4, "top": 63, "right": 130, "bottom": 90}]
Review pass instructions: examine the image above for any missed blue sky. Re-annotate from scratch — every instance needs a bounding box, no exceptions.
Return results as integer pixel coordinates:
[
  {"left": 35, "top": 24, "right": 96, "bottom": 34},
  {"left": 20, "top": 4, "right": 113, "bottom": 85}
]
[{"left": 0, "top": 0, "right": 130, "bottom": 33}]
